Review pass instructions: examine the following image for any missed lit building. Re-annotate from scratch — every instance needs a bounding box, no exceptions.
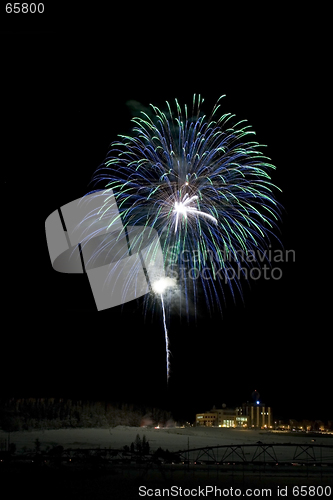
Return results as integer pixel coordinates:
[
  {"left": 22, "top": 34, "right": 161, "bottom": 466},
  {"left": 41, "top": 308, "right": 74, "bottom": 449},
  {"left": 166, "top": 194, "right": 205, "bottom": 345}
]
[
  {"left": 196, "top": 406, "right": 247, "bottom": 428},
  {"left": 240, "top": 401, "right": 272, "bottom": 428},
  {"left": 216, "top": 407, "right": 238, "bottom": 427},
  {"left": 196, "top": 411, "right": 218, "bottom": 426},
  {"left": 196, "top": 393, "right": 272, "bottom": 429}
]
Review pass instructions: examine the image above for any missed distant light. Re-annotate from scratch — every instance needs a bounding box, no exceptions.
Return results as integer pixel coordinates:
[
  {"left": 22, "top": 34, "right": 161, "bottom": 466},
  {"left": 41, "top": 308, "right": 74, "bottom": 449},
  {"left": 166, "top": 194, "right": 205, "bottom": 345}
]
[{"left": 256, "top": 400, "right": 260, "bottom": 404}]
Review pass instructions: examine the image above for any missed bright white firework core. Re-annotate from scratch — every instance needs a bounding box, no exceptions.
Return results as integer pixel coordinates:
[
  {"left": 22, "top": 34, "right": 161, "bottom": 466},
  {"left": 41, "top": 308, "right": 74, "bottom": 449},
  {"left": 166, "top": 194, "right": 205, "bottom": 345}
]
[
  {"left": 174, "top": 194, "right": 217, "bottom": 233},
  {"left": 152, "top": 277, "right": 176, "bottom": 295}
]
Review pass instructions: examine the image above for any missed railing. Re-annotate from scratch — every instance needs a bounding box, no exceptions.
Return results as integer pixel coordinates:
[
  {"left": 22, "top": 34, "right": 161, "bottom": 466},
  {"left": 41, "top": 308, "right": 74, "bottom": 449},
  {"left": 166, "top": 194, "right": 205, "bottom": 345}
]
[{"left": 176, "top": 442, "right": 333, "bottom": 466}]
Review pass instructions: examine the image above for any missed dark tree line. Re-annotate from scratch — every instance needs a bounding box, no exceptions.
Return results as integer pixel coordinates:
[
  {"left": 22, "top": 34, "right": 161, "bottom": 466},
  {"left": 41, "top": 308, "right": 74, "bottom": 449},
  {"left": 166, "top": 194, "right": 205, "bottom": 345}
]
[{"left": 0, "top": 398, "right": 173, "bottom": 431}]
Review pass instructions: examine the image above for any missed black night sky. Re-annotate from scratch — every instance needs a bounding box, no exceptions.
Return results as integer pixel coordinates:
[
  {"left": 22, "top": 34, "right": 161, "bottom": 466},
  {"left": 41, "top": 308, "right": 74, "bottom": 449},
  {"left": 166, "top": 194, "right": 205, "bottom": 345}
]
[{"left": 2, "top": 13, "right": 327, "bottom": 427}]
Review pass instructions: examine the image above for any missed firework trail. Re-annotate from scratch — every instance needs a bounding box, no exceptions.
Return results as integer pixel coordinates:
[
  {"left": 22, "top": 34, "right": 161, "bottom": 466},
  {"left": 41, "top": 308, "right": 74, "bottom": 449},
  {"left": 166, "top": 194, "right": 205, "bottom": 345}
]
[
  {"left": 89, "top": 94, "right": 282, "bottom": 380},
  {"left": 151, "top": 276, "right": 175, "bottom": 382},
  {"left": 160, "top": 293, "right": 170, "bottom": 383}
]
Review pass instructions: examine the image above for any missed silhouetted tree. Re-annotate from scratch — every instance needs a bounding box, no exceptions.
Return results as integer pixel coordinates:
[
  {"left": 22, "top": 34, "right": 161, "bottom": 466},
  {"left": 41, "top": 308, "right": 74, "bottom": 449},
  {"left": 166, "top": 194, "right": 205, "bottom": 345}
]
[
  {"left": 135, "top": 434, "right": 141, "bottom": 453},
  {"left": 34, "top": 438, "right": 41, "bottom": 452},
  {"left": 142, "top": 434, "right": 150, "bottom": 454}
]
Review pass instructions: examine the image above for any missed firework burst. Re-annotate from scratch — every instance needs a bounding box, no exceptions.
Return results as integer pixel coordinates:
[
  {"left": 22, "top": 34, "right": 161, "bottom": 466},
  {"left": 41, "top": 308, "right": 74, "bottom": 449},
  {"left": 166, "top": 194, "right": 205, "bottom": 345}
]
[{"left": 90, "top": 94, "right": 282, "bottom": 317}]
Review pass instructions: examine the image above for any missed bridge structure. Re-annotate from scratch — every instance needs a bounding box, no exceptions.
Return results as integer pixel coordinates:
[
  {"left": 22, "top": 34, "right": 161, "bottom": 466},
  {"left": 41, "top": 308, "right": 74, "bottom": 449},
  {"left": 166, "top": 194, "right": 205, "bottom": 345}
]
[{"left": 176, "top": 442, "right": 333, "bottom": 467}]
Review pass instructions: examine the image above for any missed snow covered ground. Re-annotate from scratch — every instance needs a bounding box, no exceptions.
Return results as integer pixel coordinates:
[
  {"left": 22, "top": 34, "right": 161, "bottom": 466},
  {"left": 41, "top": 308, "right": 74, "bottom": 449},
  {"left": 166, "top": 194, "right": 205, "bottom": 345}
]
[{"left": 1, "top": 426, "right": 332, "bottom": 454}]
